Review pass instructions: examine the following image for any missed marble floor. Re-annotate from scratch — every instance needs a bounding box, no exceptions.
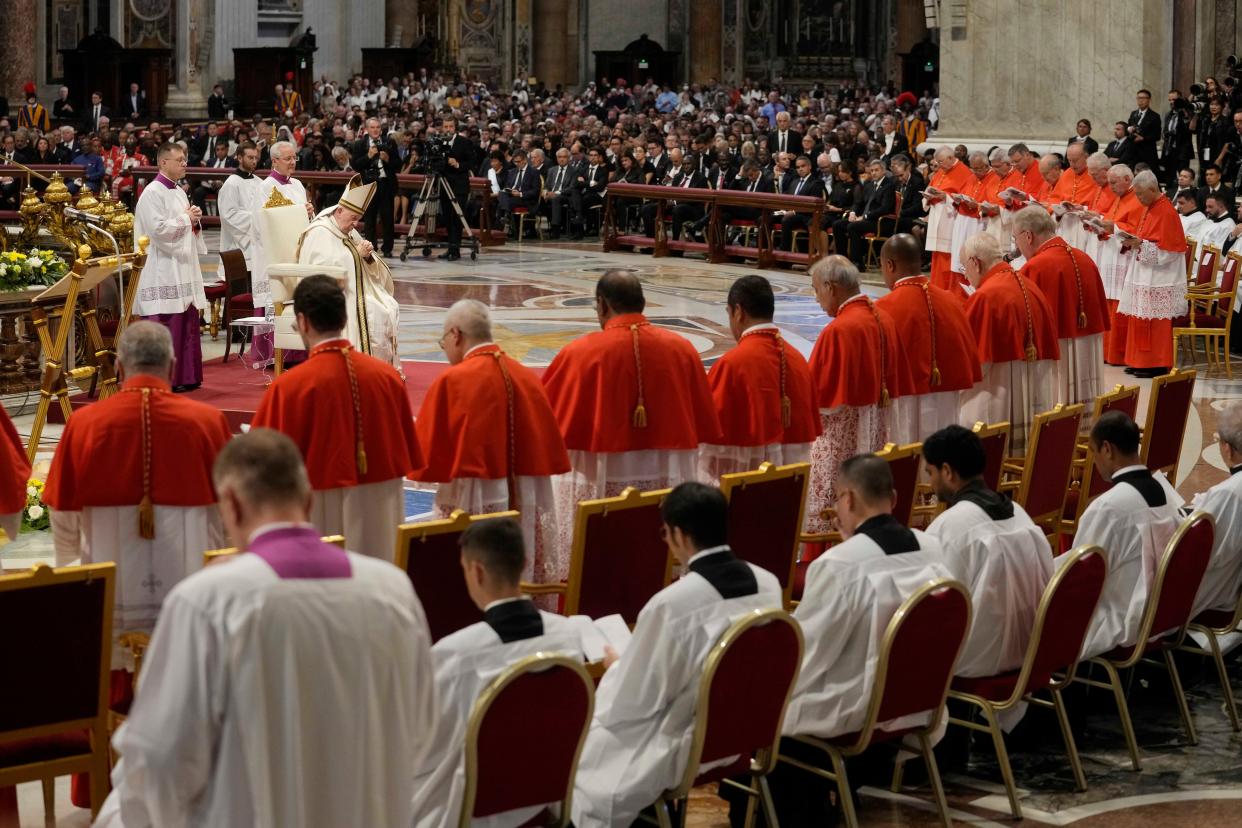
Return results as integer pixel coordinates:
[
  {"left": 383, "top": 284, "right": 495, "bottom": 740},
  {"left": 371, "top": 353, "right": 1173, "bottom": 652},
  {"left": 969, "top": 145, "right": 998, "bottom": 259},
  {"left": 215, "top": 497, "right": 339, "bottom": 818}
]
[{"left": 7, "top": 236, "right": 1242, "bottom": 825}]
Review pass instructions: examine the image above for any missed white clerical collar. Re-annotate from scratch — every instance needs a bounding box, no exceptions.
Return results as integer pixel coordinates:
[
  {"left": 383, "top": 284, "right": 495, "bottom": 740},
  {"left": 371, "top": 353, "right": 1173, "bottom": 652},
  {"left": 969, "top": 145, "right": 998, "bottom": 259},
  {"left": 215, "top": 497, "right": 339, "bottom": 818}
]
[
  {"left": 464, "top": 342, "right": 495, "bottom": 357},
  {"left": 689, "top": 544, "right": 731, "bottom": 564},
  {"left": 484, "top": 596, "right": 532, "bottom": 611},
  {"left": 740, "top": 322, "right": 778, "bottom": 337},
  {"left": 248, "top": 521, "right": 318, "bottom": 545},
  {"left": 1111, "top": 464, "right": 1148, "bottom": 481}
]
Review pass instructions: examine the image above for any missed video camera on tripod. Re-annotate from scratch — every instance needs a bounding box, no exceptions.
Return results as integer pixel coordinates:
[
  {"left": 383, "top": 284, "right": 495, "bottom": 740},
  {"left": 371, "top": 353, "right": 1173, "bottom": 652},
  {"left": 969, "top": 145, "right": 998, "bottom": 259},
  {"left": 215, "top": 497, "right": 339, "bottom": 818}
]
[{"left": 410, "top": 134, "right": 453, "bottom": 174}]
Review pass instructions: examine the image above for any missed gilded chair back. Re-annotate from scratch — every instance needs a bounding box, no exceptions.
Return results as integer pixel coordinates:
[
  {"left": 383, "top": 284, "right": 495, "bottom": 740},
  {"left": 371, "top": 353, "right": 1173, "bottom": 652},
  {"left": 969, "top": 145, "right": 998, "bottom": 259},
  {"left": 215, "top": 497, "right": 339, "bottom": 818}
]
[
  {"left": 875, "top": 442, "right": 923, "bottom": 527},
  {"left": 667, "top": 609, "right": 803, "bottom": 799},
  {"left": 844, "top": 579, "right": 970, "bottom": 754},
  {"left": 459, "top": 654, "right": 594, "bottom": 828},
  {"left": 567, "top": 486, "right": 673, "bottom": 622},
  {"left": 0, "top": 563, "right": 116, "bottom": 816},
  {"left": 720, "top": 462, "right": 810, "bottom": 605},
  {"left": 1184, "top": 236, "right": 1197, "bottom": 279},
  {"left": 970, "top": 421, "right": 1011, "bottom": 492},
  {"left": 1140, "top": 368, "right": 1196, "bottom": 479},
  {"left": 1016, "top": 404, "right": 1084, "bottom": 531},
  {"left": 395, "top": 511, "right": 517, "bottom": 643},
  {"left": 1074, "top": 385, "right": 1140, "bottom": 522}
]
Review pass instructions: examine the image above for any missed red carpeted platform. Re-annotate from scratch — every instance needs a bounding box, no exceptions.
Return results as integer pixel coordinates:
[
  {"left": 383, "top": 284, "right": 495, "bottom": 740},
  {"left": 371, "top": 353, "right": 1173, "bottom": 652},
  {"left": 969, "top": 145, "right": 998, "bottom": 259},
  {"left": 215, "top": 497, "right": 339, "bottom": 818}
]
[{"left": 52, "top": 357, "right": 471, "bottom": 432}]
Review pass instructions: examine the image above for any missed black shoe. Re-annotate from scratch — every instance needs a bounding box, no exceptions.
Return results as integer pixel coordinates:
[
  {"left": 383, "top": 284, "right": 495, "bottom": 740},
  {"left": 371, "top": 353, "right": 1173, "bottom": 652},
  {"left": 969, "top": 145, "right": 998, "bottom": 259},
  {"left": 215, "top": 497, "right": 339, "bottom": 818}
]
[
  {"left": 1123, "top": 367, "right": 1137, "bottom": 375},
  {"left": 437, "top": 250, "right": 460, "bottom": 260},
  {"left": 172, "top": 383, "right": 201, "bottom": 394},
  {"left": 1133, "top": 366, "right": 1171, "bottom": 378}
]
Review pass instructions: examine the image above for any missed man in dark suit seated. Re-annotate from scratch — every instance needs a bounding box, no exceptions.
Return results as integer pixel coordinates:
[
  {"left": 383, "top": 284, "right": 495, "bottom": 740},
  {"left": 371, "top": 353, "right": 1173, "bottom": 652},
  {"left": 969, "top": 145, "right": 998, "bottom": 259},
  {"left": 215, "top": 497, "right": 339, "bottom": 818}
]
[
  {"left": 496, "top": 149, "right": 541, "bottom": 237},
  {"left": 1201, "top": 162, "right": 1236, "bottom": 211},
  {"left": 641, "top": 151, "right": 707, "bottom": 241},
  {"left": 776, "top": 155, "right": 826, "bottom": 252},
  {"left": 832, "top": 158, "right": 897, "bottom": 268},
  {"left": 891, "top": 153, "right": 928, "bottom": 234},
  {"left": 543, "top": 147, "right": 584, "bottom": 239},
  {"left": 709, "top": 160, "right": 774, "bottom": 243},
  {"left": 707, "top": 150, "right": 739, "bottom": 191},
  {"left": 575, "top": 146, "right": 611, "bottom": 235}
]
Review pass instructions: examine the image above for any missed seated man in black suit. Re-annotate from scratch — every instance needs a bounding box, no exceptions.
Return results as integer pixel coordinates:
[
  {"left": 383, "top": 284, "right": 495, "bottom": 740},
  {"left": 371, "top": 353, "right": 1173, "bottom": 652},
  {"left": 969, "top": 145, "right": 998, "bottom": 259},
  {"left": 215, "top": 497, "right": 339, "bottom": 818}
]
[
  {"left": 497, "top": 149, "right": 541, "bottom": 236},
  {"left": 832, "top": 158, "right": 897, "bottom": 268},
  {"left": 575, "top": 146, "right": 611, "bottom": 233},
  {"left": 891, "top": 153, "right": 928, "bottom": 234},
  {"left": 776, "top": 155, "right": 826, "bottom": 252},
  {"left": 543, "top": 147, "right": 584, "bottom": 239},
  {"left": 666, "top": 153, "right": 709, "bottom": 241},
  {"left": 1200, "top": 162, "right": 1236, "bottom": 211},
  {"left": 710, "top": 160, "right": 773, "bottom": 242}
]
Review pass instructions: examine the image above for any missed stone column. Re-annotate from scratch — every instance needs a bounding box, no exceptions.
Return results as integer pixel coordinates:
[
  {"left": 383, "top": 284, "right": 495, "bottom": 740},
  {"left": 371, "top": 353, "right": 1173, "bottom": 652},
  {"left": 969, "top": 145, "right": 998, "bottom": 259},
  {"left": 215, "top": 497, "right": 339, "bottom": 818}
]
[
  {"left": 936, "top": 0, "right": 1172, "bottom": 149},
  {"left": 0, "top": 0, "right": 39, "bottom": 106},
  {"left": 1172, "top": 0, "right": 1198, "bottom": 94},
  {"left": 688, "top": 0, "right": 722, "bottom": 82},
  {"left": 533, "top": 0, "right": 569, "bottom": 86},
  {"left": 513, "top": 0, "right": 533, "bottom": 84},
  {"left": 164, "top": 0, "right": 208, "bottom": 119}
]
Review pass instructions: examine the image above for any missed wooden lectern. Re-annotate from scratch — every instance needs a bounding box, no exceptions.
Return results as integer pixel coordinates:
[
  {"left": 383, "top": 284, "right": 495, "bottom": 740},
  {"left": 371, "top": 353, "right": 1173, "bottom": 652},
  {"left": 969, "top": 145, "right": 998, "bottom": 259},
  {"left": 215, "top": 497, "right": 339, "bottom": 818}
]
[{"left": 26, "top": 240, "right": 148, "bottom": 461}]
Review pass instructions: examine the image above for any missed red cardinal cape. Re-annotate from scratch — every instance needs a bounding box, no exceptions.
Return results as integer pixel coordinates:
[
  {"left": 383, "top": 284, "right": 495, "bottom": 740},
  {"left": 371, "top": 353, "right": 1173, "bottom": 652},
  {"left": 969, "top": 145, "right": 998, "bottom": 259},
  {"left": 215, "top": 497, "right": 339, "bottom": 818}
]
[
  {"left": 1087, "top": 182, "right": 1117, "bottom": 214},
  {"left": 43, "top": 375, "right": 230, "bottom": 511},
  {"left": 1134, "top": 195, "right": 1189, "bottom": 253},
  {"left": 1105, "top": 188, "right": 1144, "bottom": 233},
  {"left": 251, "top": 339, "right": 422, "bottom": 489},
  {"left": 0, "top": 407, "right": 31, "bottom": 514},
  {"left": 1020, "top": 237, "right": 1111, "bottom": 338},
  {"left": 965, "top": 263, "right": 1062, "bottom": 364},
  {"left": 954, "top": 170, "right": 998, "bottom": 218},
  {"left": 706, "top": 326, "right": 821, "bottom": 447},
  {"left": 808, "top": 295, "right": 908, "bottom": 409},
  {"left": 1021, "top": 162, "right": 1044, "bottom": 200},
  {"left": 412, "top": 343, "right": 570, "bottom": 481},
  {"left": 1050, "top": 167, "right": 1100, "bottom": 206},
  {"left": 542, "top": 313, "right": 721, "bottom": 452},
  {"left": 876, "top": 277, "right": 981, "bottom": 395}
]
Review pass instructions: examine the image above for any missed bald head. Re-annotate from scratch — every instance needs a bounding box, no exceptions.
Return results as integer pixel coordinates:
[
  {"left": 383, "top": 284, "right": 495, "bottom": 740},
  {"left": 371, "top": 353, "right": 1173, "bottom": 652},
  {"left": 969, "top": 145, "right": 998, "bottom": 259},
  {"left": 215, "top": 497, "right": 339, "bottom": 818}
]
[
  {"left": 879, "top": 234, "right": 924, "bottom": 285},
  {"left": 1066, "top": 142, "right": 1086, "bottom": 172},
  {"left": 595, "top": 269, "right": 645, "bottom": 318},
  {"left": 1038, "top": 154, "right": 1062, "bottom": 185}
]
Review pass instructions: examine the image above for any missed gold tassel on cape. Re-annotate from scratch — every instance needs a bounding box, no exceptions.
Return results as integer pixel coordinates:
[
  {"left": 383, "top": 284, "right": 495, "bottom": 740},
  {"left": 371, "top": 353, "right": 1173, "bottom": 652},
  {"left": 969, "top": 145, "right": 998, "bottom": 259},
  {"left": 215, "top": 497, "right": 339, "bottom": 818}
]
[
  {"left": 356, "top": 444, "right": 368, "bottom": 476},
  {"left": 1078, "top": 311, "right": 1088, "bottom": 328},
  {"left": 138, "top": 495, "right": 155, "bottom": 540},
  {"left": 1025, "top": 343, "right": 1038, "bottom": 362},
  {"left": 880, "top": 386, "right": 891, "bottom": 407},
  {"left": 633, "top": 403, "right": 648, "bottom": 428},
  {"left": 781, "top": 395, "right": 792, "bottom": 428},
  {"left": 930, "top": 365, "right": 942, "bottom": 386},
  {"left": 630, "top": 323, "right": 648, "bottom": 428}
]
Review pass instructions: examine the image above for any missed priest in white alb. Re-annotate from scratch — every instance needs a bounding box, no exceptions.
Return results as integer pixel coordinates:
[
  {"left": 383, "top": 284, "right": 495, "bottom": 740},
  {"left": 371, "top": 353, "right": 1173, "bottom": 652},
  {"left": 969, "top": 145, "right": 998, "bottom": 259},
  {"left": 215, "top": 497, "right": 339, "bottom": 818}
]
[
  {"left": 1068, "top": 411, "right": 1182, "bottom": 660},
  {"left": 216, "top": 141, "right": 262, "bottom": 271},
  {"left": 923, "top": 425, "right": 1052, "bottom": 678},
  {"left": 132, "top": 142, "right": 207, "bottom": 390},
  {"left": 297, "top": 177, "right": 403, "bottom": 368},
  {"left": 96, "top": 429, "right": 438, "bottom": 828},
  {"left": 1198, "top": 192, "right": 1236, "bottom": 251}
]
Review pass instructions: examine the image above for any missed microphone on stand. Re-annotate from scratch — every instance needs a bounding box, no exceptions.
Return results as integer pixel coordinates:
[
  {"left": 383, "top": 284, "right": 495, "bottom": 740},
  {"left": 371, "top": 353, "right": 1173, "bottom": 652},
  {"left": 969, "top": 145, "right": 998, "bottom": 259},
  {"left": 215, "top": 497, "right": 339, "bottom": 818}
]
[{"left": 63, "top": 207, "right": 107, "bottom": 226}]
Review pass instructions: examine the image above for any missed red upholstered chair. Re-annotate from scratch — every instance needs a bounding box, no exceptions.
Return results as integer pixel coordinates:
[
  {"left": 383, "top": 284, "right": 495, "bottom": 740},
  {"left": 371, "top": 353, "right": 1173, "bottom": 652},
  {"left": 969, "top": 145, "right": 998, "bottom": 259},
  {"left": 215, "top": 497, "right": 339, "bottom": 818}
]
[
  {"left": 1175, "top": 251, "right": 1239, "bottom": 377},
  {"left": 396, "top": 511, "right": 518, "bottom": 643},
  {"left": 779, "top": 579, "right": 971, "bottom": 828},
  {"left": 1183, "top": 236, "right": 1197, "bottom": 279},
  {"left": 1073, "top": 512, "right": 1215, "bottom": 770},
  {"left": 720, "top": 462, "right": 810, "bottom": 608},
  {"left": 971, "top": 421, "right": 1011, "bottom": 493},
  {"left": 1062, "top": 385, "right": 1141, "bottom": 540},
  {"left": 459, "top": 654, "right": 594, "bottom": 827},
  {"left": 1193, "top": 243, "right": 1219, "bottom": 287},
  {"left": 0, "top": 563, "right": 116, "bottom": 820},
  {"left": 1179, "top": 591, "right": 1242, "bottom": 732},
  {"left": 1001, "top": 403, "right": 1084, "bottom": 548},
  {"left": 645, "top": 610, "right": 803, "bottom": 828},
  {"left": 1140, "top": 368, "right": 1196, "bottom": 479},
  {"left": 217, "top": 249, "right": 254, "bottom": 362},
  {"left": 525, "top": 487, "right": 673, "bottom": 624},
  {"left": 947, "top": 545, "right": 1108, "bottom": 818},
  {"left": 878, "top": 441, "right": 923, "bottom": 528}
]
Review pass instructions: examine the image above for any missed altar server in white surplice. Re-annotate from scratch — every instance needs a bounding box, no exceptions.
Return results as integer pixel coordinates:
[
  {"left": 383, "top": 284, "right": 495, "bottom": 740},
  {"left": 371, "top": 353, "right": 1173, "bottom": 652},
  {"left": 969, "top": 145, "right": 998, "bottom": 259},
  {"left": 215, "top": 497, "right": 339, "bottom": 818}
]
[
  {"left": 762, "top": 454, "right": 950, "bottom": 828},
  {"left": 1187, "top": 402, "right": 1242, "bottom": 616},
  {"left": 572, "top": 483, "right": 782, "bottom": 828},
  {"left": 297, "top": 177, "right": 402, "bottom": 368},
  {"left": 412, "top": 517, "right": 588, "bottom": 828},
  {"left": 216, "top": 141, "right": 262, "bottom": 270},
  {"left": 95, "top": 429, "right": 437, "bottom": 828},
  {"left": 923, "top": 425, "right": 1053, "bottom": 678},
  {"left": 1068, "top": 412, "right": 1183, "bottom": 659},
  {"left": 132, "top": 141, "right": 208, "bottom": 389}
]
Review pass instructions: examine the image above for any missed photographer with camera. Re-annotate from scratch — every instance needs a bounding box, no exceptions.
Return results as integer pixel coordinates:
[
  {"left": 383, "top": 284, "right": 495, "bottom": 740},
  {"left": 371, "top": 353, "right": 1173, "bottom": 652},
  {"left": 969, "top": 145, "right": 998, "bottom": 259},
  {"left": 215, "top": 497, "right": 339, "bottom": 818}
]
[
  {"left": 1161, "top": 91, "right": 1194, "bottom": 187},
  {"left": 351, "top": 117, "right": 398, "bottom": 258}
]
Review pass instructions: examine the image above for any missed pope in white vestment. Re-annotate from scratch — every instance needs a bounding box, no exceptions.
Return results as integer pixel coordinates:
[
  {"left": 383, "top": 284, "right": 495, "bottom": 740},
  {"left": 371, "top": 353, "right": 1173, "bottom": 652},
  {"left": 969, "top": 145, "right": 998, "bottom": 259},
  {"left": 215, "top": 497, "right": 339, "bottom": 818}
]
[
  {"left": 571, "top": 545, "right": 781, "bottom": 827},
  {"left": 95, "top": 527, "right": 438, "bottom": 828},
  {"left": 297, "top": 179, "right": 402, "bottom": 369},
  {"left": 412, "top": 602, "right": 587, "bottom": 828},
  {"left": 133, "top": 162, "right": 207, "bottom": 388},
  {"left": 1068, "top": 464, "right": 1183, "bottom": 658}
]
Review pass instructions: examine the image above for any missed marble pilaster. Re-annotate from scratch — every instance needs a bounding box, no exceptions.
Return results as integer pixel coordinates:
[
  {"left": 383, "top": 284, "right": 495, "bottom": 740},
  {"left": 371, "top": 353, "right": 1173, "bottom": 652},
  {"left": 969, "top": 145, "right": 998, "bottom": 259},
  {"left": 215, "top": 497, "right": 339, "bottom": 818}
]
[
  {"left": 533, "top": 0, "right": 571, "bottom": 86},
  {"left": 688, "top": 0, "right": 722, "bottom": 82},
  {"left": 0, "top": 0, "right": 39, "bottom": 108},
  {"left": 937, "top": 0, "right": 1173, "bottom": 145}
]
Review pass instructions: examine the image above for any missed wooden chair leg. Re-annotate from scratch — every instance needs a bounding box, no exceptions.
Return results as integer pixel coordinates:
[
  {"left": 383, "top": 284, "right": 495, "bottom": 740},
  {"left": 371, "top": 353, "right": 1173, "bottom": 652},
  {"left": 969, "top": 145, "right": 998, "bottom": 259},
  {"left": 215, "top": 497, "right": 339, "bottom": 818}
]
[
  {"left": 1050, "top": 686, "right": 1088, "bottom": 791},
  {"left": 41, "top": 778, "right": 54, "bottom": 828},
  {"left": 1163, "top": 648, "right": 1199, "bottom": 745}
]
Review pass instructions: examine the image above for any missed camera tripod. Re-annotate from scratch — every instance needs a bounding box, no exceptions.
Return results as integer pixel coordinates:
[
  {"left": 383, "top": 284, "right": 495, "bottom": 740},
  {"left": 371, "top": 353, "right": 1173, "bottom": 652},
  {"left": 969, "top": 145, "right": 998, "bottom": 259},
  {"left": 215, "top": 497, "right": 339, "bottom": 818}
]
[{"left": 399, "top": 172, "right": 479, "bottom": 261}]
